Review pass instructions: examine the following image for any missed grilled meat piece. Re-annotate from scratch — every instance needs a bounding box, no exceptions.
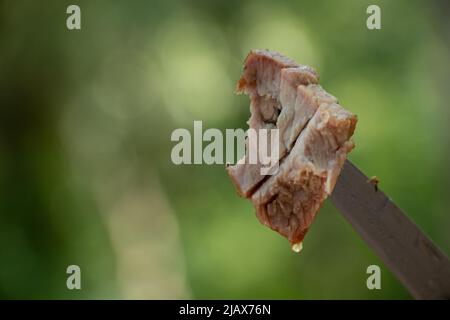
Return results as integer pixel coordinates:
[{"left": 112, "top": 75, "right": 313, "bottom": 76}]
[
  {"left": 227, "top": 50, "right": 357, "bottom": 248},
  {"left": 227, "top": 50, "right": 320, "bottom": 197},
  {"left": 252, "top": 103, "right": 356, "bottom": 245}
]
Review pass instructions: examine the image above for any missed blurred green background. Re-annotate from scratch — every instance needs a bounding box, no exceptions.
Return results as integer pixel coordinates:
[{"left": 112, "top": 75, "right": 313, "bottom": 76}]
[{"left": 0, "top": 0, "right": 449, "bottom": 299}]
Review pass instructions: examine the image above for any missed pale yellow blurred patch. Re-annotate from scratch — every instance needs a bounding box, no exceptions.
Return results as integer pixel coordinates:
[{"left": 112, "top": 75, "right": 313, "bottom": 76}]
[
  {"left": 238, "top": 3, "right": 320, "bottom": 70},
  {"left": 99, "top": 170, "right": 190, "bottom": 299},
  {"left": 154, "top": 10, "right": 234, "bottom": 124},
  {"left": 61, "top": 80, "right": 191, "bottom": 299}
]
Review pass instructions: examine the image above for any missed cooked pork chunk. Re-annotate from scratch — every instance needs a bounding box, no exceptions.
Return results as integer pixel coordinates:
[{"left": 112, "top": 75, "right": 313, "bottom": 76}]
[
  {"left": 227, "top": 50, "right": 357, "bottom": 248},
  {"left": 252, "top": 103, "right": 356, "bottom": 245},
  {"left": 228, "top": 50, "right": 321, "bottom": 197}
]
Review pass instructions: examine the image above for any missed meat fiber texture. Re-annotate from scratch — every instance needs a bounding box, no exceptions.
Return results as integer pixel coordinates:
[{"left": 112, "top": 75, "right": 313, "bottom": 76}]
[{"left": 227, "top": 49, "right": 357, "bottom": 248}]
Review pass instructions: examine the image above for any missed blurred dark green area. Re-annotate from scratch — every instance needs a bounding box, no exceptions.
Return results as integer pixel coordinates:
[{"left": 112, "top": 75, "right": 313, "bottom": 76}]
[{"left": 0, "top": 0, "right": 449, "bottom": 299}]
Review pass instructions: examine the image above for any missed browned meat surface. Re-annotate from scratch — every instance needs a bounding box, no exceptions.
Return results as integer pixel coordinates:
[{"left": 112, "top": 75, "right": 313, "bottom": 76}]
[
  {"left": 252, "top": 103, "right": 356, "bottom": 245},
  {"left": 227, "top": 49, "right": 321, "bottom": 197},
  {"left": 227, "top": 50, "right": 357, "bottom": 249}
]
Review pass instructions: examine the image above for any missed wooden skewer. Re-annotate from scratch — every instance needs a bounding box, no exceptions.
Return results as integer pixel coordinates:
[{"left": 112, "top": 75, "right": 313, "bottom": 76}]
[{"left": 330, "top": 160, "right": 450, "bottom": 299}]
